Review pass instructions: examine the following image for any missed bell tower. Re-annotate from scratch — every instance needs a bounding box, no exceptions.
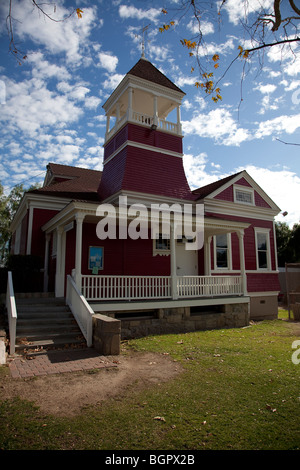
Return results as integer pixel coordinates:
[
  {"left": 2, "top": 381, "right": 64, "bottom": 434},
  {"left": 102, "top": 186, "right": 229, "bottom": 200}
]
[{"left": 98, "top": 56, "right": 193, "bottom": 203}]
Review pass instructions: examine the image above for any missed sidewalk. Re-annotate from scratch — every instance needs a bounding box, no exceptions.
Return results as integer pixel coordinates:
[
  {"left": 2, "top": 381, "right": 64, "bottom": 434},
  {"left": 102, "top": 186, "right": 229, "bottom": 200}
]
[{"left": 7, "top": 348, "right": 118, "bottom": 378}]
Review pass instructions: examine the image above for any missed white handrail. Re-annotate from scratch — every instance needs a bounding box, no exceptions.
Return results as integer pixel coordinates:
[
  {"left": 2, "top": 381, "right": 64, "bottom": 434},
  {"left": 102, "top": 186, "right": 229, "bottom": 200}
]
[
  {"left": 66, "top": 274, "right": 94, "bottom": 347},
  {"left": 6, "top": 271, "right": 17, "bottom": 355}
]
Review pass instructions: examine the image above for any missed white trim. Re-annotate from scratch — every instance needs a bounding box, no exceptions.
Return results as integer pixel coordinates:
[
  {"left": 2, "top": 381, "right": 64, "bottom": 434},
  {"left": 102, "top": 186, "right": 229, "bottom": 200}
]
[
  {"left": 245, "top": 270, "right": 279, "bottom": 274},
  {"left": 204, "top": 198, "right": 279, "bottom": 220},
  {"left": 254, "top": 227, "right": 271, "bottom": 271},
  {"left": 248, "top": 291, "right": 279, "bottom": 297},
  {"left": 26, "top": 206, "right": 34, "bottom": 255},
  {"left": 103, "top": 139, "right": 183, "bottom": 167},
  {"left": 233, "top": 185, "right": 254, "bottom": 206},
  {"left": 213, "top": 233, "right": 232, "bottom": 271},
  {"left": 91, "top": 296, "right": 249, "bottom": 312},
  {"left": 10, "top": 193, "right": 72, "bottom": 232},
  {"left": 205, "top": 170, "right": 280, "bottom": 212}
]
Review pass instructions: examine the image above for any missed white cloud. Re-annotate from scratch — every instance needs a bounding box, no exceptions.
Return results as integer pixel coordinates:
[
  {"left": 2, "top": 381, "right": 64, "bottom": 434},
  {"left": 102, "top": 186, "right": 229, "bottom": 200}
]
[
  {"left": 1, "top": 77, "right": 83, "bottom": 136},
  {"left": 102, "top": 73, "right": 124, "bottom": 90},
  {"left": 234, "top": 165, "right": 300, "bottom": 226},
  {"left": 222, "top": 0, "right": 274, "bottom": 25},
  {"left": 255, "top": 114, "right": 300, "bottom": 138},
  {"left": 7, "top": 0, "right": 97, "bottom": 63},
  {"left": 255, "top": 83, "right": 277, "bottom": 94},
  {"left": 183, "top": 152, "right": 218, "bottom": 189},
  {"left": 187, "top": 19, "right": 214, "bottom": 35},
  {"left": 97, "top": 52, "right": 118, "bottom": 73},
  {"left": 182, "top": 108, "right": 250, "bottom": 146},
  {"left": 27, "top": 52, "right": 71, "bottom": 80},
  {"left": 119, "top": 5, "right": 161, "bottom": 22}
]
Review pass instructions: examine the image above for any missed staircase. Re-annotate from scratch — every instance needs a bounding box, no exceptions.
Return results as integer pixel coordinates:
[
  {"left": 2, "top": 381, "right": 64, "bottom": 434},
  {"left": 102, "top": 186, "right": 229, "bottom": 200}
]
[{"left": 14, "top": 294, "right": 86, "bottom": 353}]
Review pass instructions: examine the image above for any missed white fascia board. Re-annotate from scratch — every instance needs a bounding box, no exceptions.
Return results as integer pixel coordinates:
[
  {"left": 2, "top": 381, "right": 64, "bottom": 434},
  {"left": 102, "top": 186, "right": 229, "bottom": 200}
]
[
  {"left": 205, "top": 170, "right": 281, "bottom": 213},
  {"left": 103, "top": 140, "right": 183, "bottom": 167},
  {"left": 41, "top": 200, "right": 99, "bottom": 233},
  {"left": 103, "top": 74, "right": 184, "bottom": 114},
  {"left": 10, "top": 193, "right": 71, "bottom": 232},
  {"left": 204, "top": 216, "right": 250, "bottom": 233},
  {"left": 101, "top": 189, "right": 196, "bottom": 208},
  {"left": 204, "top": 198, "right": 280, "bottom": 221}
]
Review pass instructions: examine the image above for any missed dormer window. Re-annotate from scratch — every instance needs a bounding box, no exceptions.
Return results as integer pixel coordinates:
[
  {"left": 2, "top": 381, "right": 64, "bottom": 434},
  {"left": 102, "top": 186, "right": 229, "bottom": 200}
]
[{"left": 234, "top": 185, "right": 254, "bottom": 205}]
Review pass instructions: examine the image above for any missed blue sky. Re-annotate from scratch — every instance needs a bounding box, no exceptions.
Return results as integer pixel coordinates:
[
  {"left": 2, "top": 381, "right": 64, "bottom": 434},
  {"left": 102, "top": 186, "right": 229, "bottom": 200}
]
[{"left": 0, "top": 0, "right": 299, "bottom": 227}]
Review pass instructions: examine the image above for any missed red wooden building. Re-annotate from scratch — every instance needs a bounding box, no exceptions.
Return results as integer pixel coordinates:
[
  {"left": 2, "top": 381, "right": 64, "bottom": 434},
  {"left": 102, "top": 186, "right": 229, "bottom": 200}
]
[{"left": 10, "top": 56, "right": 281, "bottom": 342}]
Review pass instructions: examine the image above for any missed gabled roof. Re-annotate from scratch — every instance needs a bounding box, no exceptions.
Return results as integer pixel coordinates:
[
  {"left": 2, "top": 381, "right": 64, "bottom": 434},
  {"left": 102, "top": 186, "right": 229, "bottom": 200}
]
[
  {"left": 127, "top": 57, "right": 185, "bottom": 95},
  {"left": 31, "top": 163, "right": 102, "bottom": 202},
  {"left": 192, "top": 172, "right": 243, "bottom": 200}
]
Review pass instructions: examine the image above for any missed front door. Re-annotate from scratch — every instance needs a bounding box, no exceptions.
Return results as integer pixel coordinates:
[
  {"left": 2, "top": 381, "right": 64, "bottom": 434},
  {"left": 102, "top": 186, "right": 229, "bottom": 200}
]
[{"left": 176, "top": 240, "right": 198, "bottom": 276}]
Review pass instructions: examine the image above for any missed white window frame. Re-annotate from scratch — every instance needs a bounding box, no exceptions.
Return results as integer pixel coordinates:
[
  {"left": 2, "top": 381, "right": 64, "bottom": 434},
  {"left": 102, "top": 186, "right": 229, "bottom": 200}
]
[
  {"left": 153, "top": 233, "right": 170, "bottom": 256},
  {"left": 234, "top": 185, "right": 254, "bottom": 206},
  {"left": 254, "top": 228, "right": 271, "bottom": 271},
  {"left": 213, "top": 233, "right": 232, "bottom": 271}
]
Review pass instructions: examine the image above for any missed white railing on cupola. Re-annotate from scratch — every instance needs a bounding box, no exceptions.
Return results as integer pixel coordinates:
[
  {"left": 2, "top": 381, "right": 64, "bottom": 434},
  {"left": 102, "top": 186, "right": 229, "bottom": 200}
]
[{"left": 105, "top": 109, "right": 182, "bottom": 142}]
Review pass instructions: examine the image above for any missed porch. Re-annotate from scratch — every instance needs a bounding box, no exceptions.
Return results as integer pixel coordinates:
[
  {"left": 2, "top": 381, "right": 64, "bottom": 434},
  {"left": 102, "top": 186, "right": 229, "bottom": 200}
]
[{"left": 80, "top": 274, "right": 244, "bottom": 302}]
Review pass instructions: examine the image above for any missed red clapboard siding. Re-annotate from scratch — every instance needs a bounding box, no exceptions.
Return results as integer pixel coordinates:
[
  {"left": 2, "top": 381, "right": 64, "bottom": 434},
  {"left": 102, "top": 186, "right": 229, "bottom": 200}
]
[
  {"left": 104, "top": 123, "right": 183, "bottom": 161},
  {"left": 80, "top": 224, "right": 170, "bottom": 276},
  {"left": 206, "top": 211, "right": 278, "bottom": 292},
  {"left": 31, "top": 208, "right": 59, "bottom": 258},
  {"left": 247, "top": 273, "right": 280, "bottom": 292},
  {"left": 100, "top": 145, "right": 192, "bottom": 200},
  {"left": 122, "top": 146, "right": 192, "bottom": 199}
]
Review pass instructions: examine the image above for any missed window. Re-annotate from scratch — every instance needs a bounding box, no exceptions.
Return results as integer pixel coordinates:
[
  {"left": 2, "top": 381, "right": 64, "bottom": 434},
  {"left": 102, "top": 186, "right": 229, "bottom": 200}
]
[
  {"left": 153, "top": 234, "right": 170, "bottom": 255},
  {"left": 234, "top": 186, "right": 254, "bottom": 205},
  {"left": 155, "top": 234, "right": 170, "bottom": 251},
  {"left": 215, "top": 234, "right": 231, "bottom": 269},
  {"left": 255, "top": 229, "right": 270, "bottom": 270}
]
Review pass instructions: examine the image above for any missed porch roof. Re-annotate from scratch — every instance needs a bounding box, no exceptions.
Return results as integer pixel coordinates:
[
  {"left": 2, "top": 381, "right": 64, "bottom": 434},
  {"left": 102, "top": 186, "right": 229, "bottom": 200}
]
[{"left": 41, "top": 199, "right": 250, "bottom": 236}]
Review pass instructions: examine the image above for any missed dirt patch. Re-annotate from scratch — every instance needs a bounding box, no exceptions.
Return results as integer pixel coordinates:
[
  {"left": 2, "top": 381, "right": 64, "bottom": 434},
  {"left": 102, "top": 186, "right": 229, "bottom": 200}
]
[{"left": 0, "top": 351, "right": 183, "bottom": 416}]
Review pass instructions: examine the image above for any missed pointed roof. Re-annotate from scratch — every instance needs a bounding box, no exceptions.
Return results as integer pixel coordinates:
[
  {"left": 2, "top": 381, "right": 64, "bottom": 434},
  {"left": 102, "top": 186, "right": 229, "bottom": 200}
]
[
  {"left": 127, "top": 57, "right": 185, "bottom": 95},
  {"left": 192, "top": 172, "right": 243, "bottom": 200}
]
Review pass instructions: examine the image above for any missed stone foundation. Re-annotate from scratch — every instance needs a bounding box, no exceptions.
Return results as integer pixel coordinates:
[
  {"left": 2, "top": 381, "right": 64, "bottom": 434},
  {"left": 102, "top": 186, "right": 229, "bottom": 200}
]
[
  {"left": 98, "top": 302, "right": 250, "bottom": 341},
  {"left": 92, "top": 314, "right": 121, "bottom": 355}
]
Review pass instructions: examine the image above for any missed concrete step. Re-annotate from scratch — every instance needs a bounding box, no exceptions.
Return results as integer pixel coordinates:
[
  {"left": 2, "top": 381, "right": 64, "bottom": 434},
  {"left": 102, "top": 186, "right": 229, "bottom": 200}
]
[
  {"left": 15, "top": 336, "right": 86, "bottom": 352},
  {"left": 13, "top": 295, "right": 86, "bottom": 353}
]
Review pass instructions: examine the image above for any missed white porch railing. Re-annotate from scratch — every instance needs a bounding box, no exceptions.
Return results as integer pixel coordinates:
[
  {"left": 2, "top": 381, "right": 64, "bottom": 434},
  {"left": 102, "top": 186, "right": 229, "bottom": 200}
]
[
  {"left": 177, "top": 275, "right": 243, "bottom": 298},
  {"left": 81, "top": 275, "right": 242, "bottom": 301},
  {"left": 66, "top": 274, "right": 94, "bottom": 347},
  {"left": 6, "top": 271, "right": 17, "bottom": 355},
  {"left": 82, "top": 275, "right": 172, "bottom": 301}
]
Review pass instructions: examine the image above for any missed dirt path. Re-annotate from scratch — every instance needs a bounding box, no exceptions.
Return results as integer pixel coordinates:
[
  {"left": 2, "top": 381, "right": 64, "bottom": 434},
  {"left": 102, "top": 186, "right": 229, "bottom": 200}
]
[{"left": 0, "top": 351, "right": 183, "bottom": 416}]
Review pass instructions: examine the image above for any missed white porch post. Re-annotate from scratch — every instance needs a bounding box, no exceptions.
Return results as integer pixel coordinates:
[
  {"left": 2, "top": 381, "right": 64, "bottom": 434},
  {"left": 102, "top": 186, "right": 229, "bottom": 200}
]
[
  {"left": 153, "top": 95, "right": 158, "bottom": 127},
  {"left": 106, "top": 114, "right": 110, "bottom": 135},
  {"left": 43, "top": 233, "right": 50, "bottom": 292},
  {"left": 55, "top": 226, "right": 64, "bottom": 297},
  {"left": 204, "top": 235, "right": 212, "bottom": 275},
  {"left": 75, "top": 213, "right": 85, "bottom": 290},
  {"left": 170, "top": 223, "right": 178, "bottom": 300},
  {"left": 238, "top": 229, "right": 247, "bottom": 295},
  {"left": 128, "top": 87, "right": 133, "bottom": 121},
  {"left": 176, "top": 104, "right": 182, "bottom": 135}
]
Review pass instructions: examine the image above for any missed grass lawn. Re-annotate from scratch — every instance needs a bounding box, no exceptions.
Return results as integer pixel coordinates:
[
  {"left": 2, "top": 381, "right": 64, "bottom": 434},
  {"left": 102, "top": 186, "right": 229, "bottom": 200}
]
[{"left": 0, "top": 310, "right": 299, "bottom": 451}]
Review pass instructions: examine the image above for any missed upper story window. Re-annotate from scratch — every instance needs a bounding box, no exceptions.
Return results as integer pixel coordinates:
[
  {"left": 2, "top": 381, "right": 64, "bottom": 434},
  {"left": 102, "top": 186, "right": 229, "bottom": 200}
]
[
  {"left": 234, "top": 185, "right": 254, "bottom": 205},
  {"left": 214, "top": 233, "right": 232, "bottom": 270},
  {"left": 255, "top": 228, "right": 271, "bottom": 270}
]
